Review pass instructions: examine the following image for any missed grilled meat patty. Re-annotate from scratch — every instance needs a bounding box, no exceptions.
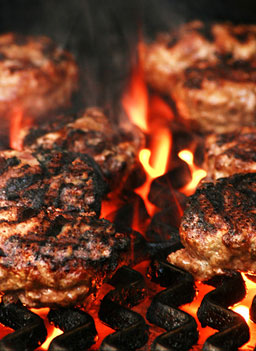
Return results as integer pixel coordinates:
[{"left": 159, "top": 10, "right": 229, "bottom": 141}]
[
  {"left": 143, "top": 21, "right": 256, "bottom": 133},
  {"left": 22, "top": 107, "right": 142, "bottom": 188},
  {"left": 0, "top": 148, "right": 106, "bottom": 217},
  {"left": 168, "top": 173, "right": 256, "bottom": 280},
  {"left": 204, "top": 127, "right": 256, "bottom": 180},
  {"left": 0, "top": 211, "right": 130, "bottom": 307},
  {"left": 0, "top": 148, "right": 130, "bottom": 307},
  {"left": 0, "top": 32, "right": 78, "bottom": 117}
]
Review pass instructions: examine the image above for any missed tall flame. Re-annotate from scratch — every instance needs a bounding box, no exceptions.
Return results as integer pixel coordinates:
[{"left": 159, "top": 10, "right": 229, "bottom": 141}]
[
  {"left": 122, "top": 53, "right": 172, "bottom": 222},
  {"left": 9, "top": 107, "right": 33, "bottom": 151},
  {"left": 122, "top": 52, "right": 148, "bottom": 133}
]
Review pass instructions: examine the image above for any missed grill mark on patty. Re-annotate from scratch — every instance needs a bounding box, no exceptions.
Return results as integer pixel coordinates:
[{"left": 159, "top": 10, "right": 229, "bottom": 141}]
[
  {"left": 0, "top": 156, "right": 20, "bottom": 176},
  {"left": 5, "top": 173, "right": 43, "bottom": 200},
  {"left": 169, "top": 173, "right": 256, "bottom": 280},
  {"left": 183, "top": 62, "right": 256, "bottom": 87},
  {"left": 0, "top": 149, "right": 107, "bottom": 217}
]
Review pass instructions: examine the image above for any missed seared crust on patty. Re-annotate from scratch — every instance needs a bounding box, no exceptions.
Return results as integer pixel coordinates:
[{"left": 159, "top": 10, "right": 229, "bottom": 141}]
[
  {"left": 168, "top": 173, "right": 256, "bottom": 280},
  {"left": 0, "top": 148, "right": 131, "bottom": 307},
  {"left": 0, "top": 32, "right": 78, "bottom": 118},
  {"left": 204, "top": 127, "right": 256, "bottom": 180},
  {"left": 22, "top": 107, "right": 142, "bottom": 188},
  {"left": 0, "top": 211, "right": 130, "bottom": 307},
  {"left": 143, "top": 21, "right": 256, "bottom": 133},
  {"left": 0, "top": 148, "right": 106, "bottom": 217}
]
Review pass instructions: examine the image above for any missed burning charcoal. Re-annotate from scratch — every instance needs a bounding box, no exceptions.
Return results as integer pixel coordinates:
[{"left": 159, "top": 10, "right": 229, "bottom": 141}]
[
  {"left": 151, "top": 164, "right": 191, "bottom": 191},
  {"left": 146, "top": 260, "right": 198, "bottom": 351},
  {"left": 48, "top": 308, "right": 97, "bottom": 351},
  {"left": 123, "top": 162, "right": 147, "bottom": 190},
  {"left": 0, "top": 302, "right": 47, "bottom": 351},
  {"left": 197, "top": 271, "right": 249, "bottom": 350},
  {"left": 250, "top": 295, "right": 256, "bottom": 323},
  {"left": 99, "top": 266, "right": 148, "bottom": 350},
  {"left": 149, "top": 174, "right": 188, "bottom": 209},
  {"left": 146, "top": 208, "right": 184, "bottom": 240},
  {"left": 107, "top": 265, "right": 147, "bottom": 307},
  {"left": 114, "top": 190, "right": 150, "bottom": 233},
  {"left": 146, "top": 213, "right": 183, "bottom": 261}
]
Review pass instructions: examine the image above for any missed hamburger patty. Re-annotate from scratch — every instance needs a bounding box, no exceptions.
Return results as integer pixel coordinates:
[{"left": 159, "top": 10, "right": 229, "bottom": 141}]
[
  {"left": 143, "top": 21, "right": 256, "bottom": 133},
  {"left": 0, "top": 211, "right": 130, "bottom": 308},
  {"left": 0, "top": 148, "right": 106, "bottom": 217},
  {"left": 0, "top": 32, "right": 78, "bottom": 118},
  {"left": 168, "top": 173, "right": 256, "bottom": 280},
  {"left": 204, "top": 127, "right": 256, "bottom": 180},
  {"left": 22, "top": 107, "right": 142, "bottom": 187},
  {"left": 0, "top": 148, "right": 130, "bottom": 307}
]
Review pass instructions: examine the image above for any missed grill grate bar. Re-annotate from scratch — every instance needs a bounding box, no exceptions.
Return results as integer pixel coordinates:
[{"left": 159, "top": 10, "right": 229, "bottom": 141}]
[
  {"left": 47, "top": 308, "right": 97, "bottom": 351},
  {"left": 99, "top": 265, "right": 148, "bottom": 351},
  {"left": 146, "top": 260, "right": 198, "bottom": 351},
  {"left": 197, "top": 271, "right": 250, "bottom": 351},
  {"left": 0, "top": 302, "right": 47, "bottom": 351}
]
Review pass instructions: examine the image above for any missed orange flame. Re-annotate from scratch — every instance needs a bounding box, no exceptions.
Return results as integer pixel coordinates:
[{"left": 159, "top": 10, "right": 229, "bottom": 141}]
[
  {"left": 178, "top": 149, "right": 207, "bottom": 195},
  {"left": 230, "top": 274, "right": 256, "bottom": 349},
  {"left": 122, "top": 54, "right": 172, "bottom": 223},
  {"left": 32, "top": 308, "right": 63, "bottom": 350},
  {"left": 9, "top": 107, "right": 33, "bottom": 151},
  {"left": 10, "top": 107, "right": 24, "bottom": 150},
  {"left": 122, "top": 64, "right": 148, "bottom": 133},
  {"left": 139, "top": 128, "right": 171, "bottom": 179},
  {"left": 135, "top": 127, "right": 171, "bottom": 220}
]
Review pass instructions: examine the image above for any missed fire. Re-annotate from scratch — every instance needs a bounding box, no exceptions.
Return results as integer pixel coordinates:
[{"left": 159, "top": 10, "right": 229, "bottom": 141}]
[
  {"left": 135, "top": 127, "right": 171, "bottom": 220},
  {"left": 122, "top": 48, "right": 148, "bottom": 133},
  {"left": 139, "top": 129, "right": 171, "bottom": 179},
  {"left": 122, "top": 52, "right": 172, "bottom": 222},
  {"left": 32, "top": 308, "right": 63, "bottom": 350},
  {"left": 178, "top": 149, "right": 207, "bottom": 196},
  {"left": 9, "top": 107, "right": 33, "bottom": 151}
]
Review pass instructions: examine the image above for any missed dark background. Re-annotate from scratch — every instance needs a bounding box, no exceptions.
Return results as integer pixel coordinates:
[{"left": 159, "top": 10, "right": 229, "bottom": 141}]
[{"left": 0, "top": 0, "right": 255, "bottom": 110}]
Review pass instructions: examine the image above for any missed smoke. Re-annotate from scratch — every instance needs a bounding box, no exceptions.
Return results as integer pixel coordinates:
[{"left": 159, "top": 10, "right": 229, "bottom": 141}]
[{"left": 0, "top": 0, "right": 255, "bottom": 116}]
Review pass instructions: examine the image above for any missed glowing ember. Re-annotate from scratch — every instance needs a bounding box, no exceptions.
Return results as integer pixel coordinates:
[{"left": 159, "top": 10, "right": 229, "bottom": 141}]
[
  {"left": 233, "top": 305, "right": 249, "bottom": 322},
  {"left": 229, "top": 274, "right": 256, "bottom": 349},
  {"left": 32, "top": 308, "right": 63, "bottom": 350},
  {"left": 178, "top": 149, "right": 207, "bottom": 195}
]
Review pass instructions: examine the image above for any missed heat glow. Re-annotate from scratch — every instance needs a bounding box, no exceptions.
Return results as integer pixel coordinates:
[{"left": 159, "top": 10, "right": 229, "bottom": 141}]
[
  {"left": 9, "top": 107, "right": 33, "bottom": 151},
  {"left": 32, "top": 308, "right": 63, "bottom": 350}
]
